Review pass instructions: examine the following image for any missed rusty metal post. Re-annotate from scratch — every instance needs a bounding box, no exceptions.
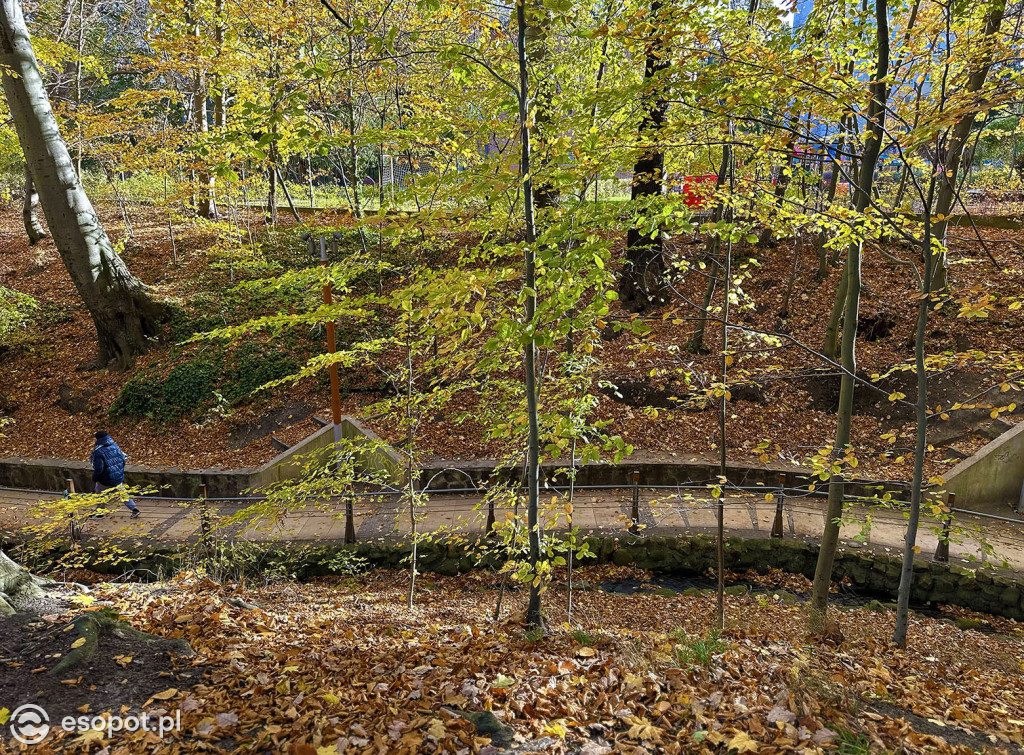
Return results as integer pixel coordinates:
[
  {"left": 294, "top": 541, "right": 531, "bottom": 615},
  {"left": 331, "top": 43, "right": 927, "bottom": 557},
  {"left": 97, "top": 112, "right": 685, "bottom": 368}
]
[
  {"left": 934, "top": 493, "right": 954, "bottom": 563},
  {"left": 772, "top": 473, "right": 785, "bottom": 539},
  {"left": 321, "top": 237, "right": 354, "bottom": 544},
  {"left": 630, "top": 470, "right": 640, "bottom": 535}
]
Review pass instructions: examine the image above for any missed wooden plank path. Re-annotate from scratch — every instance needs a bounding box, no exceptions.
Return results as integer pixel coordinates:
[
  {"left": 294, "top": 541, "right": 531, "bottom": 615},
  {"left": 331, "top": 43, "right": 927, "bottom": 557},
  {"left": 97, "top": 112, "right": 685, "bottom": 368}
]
[{"left": 2, "top": 486, "right": 1022, "bottom": 571}]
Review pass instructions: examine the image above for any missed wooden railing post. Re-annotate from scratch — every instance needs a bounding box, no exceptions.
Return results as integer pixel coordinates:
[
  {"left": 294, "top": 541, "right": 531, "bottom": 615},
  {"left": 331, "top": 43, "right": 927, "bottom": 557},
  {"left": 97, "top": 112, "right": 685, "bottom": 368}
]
[
  {"left": 486, "top": 497, "right": 495, "bottom": 535},
  {"left": 198, "top": 484, "right": 211, "bottom": 551},
  {"left": 630, "top": 470, "right": 640, "bottom": 535},
  {"left": 66, "top": 477, "right": 81, "bottom": 542},
  {"left": 772, "top": 473, "right": 785, "bottom": 539},
  {"left": 934, "top": 493, "right": 954, "bottom": 563}
]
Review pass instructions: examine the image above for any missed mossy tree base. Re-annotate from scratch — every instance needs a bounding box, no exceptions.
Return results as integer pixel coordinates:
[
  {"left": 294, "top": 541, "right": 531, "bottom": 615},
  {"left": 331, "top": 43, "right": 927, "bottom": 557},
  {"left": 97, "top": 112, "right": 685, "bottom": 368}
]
[
  {"left": 0, "top": 549, "right": 49, "bottom": 616},
  {"left": 51, "top": 609, "right": 194, "bottom": 677},
  {"left": 1, "top": 550, "right": 193, "bottom": 677}
]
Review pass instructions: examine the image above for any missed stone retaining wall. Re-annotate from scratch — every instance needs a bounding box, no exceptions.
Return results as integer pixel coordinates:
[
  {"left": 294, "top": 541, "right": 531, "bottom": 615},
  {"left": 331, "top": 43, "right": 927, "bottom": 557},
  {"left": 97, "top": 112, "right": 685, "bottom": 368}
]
[
  {"left": 0, "top": 416, "right": 406, "bottom": 498},
  {"left": 20, "top": 534, "right": 1023, "bottom": 621}
]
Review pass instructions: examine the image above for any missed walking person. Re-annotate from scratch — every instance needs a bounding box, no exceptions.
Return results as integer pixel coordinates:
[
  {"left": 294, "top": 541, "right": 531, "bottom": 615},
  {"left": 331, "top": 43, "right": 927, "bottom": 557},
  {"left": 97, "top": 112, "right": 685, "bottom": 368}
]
[{"left": 91, "top": 431, "right": 140, "bottom": 519}]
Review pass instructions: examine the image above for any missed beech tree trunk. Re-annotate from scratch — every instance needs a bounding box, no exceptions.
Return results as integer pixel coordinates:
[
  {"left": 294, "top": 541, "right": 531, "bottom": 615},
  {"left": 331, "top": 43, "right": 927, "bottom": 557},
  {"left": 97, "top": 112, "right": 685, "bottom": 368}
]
[
  {"left": 190, "top": 5, "right": 217, "bottom": 220},
  {"left": 527, "top": 6, "right": 558, "bottom": 210},
  {"left": 194, "top": 81, "right": 217, "bottom": 219},
  {"left": 0, "top": 0, "right": 164, "bottom": 368},
  {"left": 267, "top": 139, "right": 279, "bottom": 225},
  {"left": 214, "top": 0, "right": 227, "bottom": 131},
  {"left": 618, "top": 0, "right": 669, "bottom": 313},
  {"left": 22, "top": 163, "right": 47, "bottom": 244},
  {"left": 928, "top": 0, "right": 1005, "bottom": 292}
]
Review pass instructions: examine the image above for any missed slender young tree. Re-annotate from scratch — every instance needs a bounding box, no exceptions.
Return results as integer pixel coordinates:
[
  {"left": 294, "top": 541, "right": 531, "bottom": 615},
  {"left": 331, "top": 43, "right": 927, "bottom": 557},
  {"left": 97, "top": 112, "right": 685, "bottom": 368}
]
[
  {"left": 687, "top": 141, "right": 730, "bottom": 354},
  {"left": 815, "top": 115, "right": 848, "bottom": 280},
  {"left": 809, "top": 0, "right": 889, "bottom": 633},
  {"left": 527, "top": 6, "right": 558, "bottom": 210},
  {"left": 1, "top": 0, "right": 164, "bottom": 368},
  {"left": 518, "top": 0, "right": 544, "bottom": 633},
  {"left": 893, "top": 183, "right": 935, "bottom": 647}
]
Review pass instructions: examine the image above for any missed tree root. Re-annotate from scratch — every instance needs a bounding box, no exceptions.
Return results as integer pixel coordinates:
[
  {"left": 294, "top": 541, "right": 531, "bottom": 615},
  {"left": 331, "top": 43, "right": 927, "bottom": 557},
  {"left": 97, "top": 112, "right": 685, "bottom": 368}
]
[
  {"left": 1, "top": 552, "right": 191, "bottom": 677},
  {"left": 225, "top": 596, "right": 259, "bottom": 611},
  {"left": 0, "top": 551, "right": 90, "bottom": 617},
  {"left": 0, "top": 552, "right": 48, "bottom": 614},
  {"left": 442, "top": 708, "right": 514, "bottom": 748},
  {"left": 51, "top": 608, "right": 194, "bottom": 677}
]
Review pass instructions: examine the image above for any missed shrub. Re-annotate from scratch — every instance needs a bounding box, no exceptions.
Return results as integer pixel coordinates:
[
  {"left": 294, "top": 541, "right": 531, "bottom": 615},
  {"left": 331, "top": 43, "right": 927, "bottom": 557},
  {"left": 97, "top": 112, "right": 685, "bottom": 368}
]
[
  {"left": 206, "top": 543, "right": 369, "bottom": 583},
  {"left": 167, "top": 305, "right": 225, "bottom": 343},
  {"left": 223, "top": 344, "right": 298, "bottom": 404},
  {"left": 111, "top": 359, "right": 217, "bottom": 421},
  {"left": 160, "top": 360, "right": 217, "bottom": 418},
  {"left": 36, "top": 301, "right": 74, "bottom": 326},
  {"left": 110, "top": 374, "right": 164, "bottom": 419},
  {"left": 0, "top": 286, "right": 38, "bottom": 346},
  {"left": 571, "top": 629, "right": 602, "bottom": 646}
]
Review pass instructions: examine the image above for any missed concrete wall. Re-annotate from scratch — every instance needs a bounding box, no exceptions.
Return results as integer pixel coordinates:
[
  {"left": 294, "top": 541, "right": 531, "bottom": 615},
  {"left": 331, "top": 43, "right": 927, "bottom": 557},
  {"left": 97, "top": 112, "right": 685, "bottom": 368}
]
[
  {"left": 338, "top": 417, "right": 408, "bottom": 485},
  {"left": 249, "top": 416, "right": 407, "bottom": 488},
  {"left": 0, "top": 457, "right": 253, "bottom": 499},
  {"left": 0, "top": 415, "right": 409, "bottom": 499},
  {"left": 944, "top": 420, "right": 1024, "bottom": 516},
  {"left": 247, "top": 424, "right": 337, "bottom": 490}
]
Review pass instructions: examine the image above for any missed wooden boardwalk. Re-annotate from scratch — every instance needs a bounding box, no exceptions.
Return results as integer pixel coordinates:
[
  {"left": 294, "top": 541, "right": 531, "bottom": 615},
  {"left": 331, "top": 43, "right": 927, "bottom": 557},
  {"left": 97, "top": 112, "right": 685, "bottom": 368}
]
[{"left": 3, "top": 486, "right": 1022, "bottom": 571}]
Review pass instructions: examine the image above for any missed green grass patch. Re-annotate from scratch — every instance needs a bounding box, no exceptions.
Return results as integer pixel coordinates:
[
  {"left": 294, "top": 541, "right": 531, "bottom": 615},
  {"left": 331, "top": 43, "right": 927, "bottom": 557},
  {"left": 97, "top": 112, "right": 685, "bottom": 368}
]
[{"left": 670, "top": 628, "right": 728, "bottom": 668}]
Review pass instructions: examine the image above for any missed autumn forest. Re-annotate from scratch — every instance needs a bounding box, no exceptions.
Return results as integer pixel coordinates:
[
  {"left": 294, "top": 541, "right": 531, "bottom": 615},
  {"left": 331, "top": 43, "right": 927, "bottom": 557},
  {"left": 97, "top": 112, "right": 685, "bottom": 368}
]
[{"left": 2, "top": 0, "right": 1024, "bottom": 752}]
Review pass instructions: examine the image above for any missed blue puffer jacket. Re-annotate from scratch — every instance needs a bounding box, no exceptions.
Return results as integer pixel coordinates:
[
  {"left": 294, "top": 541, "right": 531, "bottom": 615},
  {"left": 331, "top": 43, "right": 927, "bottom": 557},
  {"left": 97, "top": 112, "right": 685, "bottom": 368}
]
[{"left": 92, "top": 436, "right": 126, "bottom": 486}]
